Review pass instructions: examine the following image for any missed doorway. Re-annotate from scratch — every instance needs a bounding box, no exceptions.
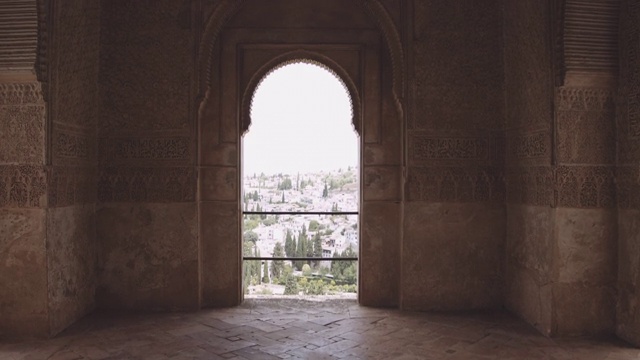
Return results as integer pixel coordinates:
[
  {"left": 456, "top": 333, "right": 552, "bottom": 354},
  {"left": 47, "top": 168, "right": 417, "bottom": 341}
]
[{"left": 241, "top": 62, "right": 360, "bottom": 299}]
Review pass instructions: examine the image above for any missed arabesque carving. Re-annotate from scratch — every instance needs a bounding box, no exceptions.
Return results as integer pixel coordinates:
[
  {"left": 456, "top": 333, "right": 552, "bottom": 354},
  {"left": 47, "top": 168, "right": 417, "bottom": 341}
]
[
  {"left": 407, "top": 167, "right": 504, "bottom": 203},
  {"left": 0, "top": 165, "right": 47, "bottom": 208},
  {"left": 98, "top": 167, "right": 195, "bottom": 203}
]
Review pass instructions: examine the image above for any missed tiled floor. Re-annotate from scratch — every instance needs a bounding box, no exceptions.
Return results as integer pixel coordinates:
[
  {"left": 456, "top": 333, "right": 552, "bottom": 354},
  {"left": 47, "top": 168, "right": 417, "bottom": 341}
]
[{"left": 1, "top": 298, "right": 639, "bottom": 359}]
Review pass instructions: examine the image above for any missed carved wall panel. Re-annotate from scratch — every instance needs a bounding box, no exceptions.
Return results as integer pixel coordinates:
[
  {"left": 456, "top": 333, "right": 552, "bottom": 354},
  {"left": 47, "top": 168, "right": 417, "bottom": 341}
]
[
  {"left": 0, "top": 165, "right": 47, "bottom": 208},
  {"left": 503, "top": 0, "right": 553, "bottom": 133},
  {"left": 410, "top": 0, "right": 503, "bottom": 131},
  {"left": 556, "top": 87, "right": 615, "bottom": 164},
  {"left": 505, "top": 131, "right": 551, "bottom": 166},
  {"left": 408, "top": 132, "right": 503, "bottom": 167},
  {"left": 99, "top": 137, "right": 191, "bottom": 166},
  {"left": 556, "top": 166, "right": 616, "bottom": 208},
  {"left": 99, "top": 0, "right": 192, "bottom": 133},
  {"left": 0, "top": 102, "right": 45, "bottom": 165},
  {"left": 98, "top": 167, "right": 196, "bottom": 203},
  {"left": 406, "top": 167, "right": 504, "bottom": 203}
]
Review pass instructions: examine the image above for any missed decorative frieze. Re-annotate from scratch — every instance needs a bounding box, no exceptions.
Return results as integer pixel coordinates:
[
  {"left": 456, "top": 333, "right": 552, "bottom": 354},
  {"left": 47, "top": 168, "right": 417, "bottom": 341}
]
[
  {"left": 557, "top": 88, "right": 614, "bottom": 112},
  {"left": 409, "top": 135, "right": 489, "bottom": 162},
  {"left": 0, "top": 83, "right": 44, "bottom": 105},
  {"left": 99, "top": 137, "right": 191, "bottom": 164},
  {"left": 98, "top": 167, "right": 196, "bottom": 203},
  {"left": 53, "top": 131, "right": 94, "bottom": 161},
  {"left": 556, "top": 166, "right": 615, "bottom": 208},
  {"left": 507, "top": 131, "right": 550, "bottom": 162},
  {"left": 0, "top": 165, "right": 47, "bottom": 208},
  {"left": 406, "top": 167, "right": 504, "bottom": 203}
]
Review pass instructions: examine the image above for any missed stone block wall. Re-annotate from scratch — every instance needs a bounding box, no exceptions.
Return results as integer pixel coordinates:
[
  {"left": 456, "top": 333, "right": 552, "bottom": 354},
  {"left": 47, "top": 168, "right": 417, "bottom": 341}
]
[{"left": 403, "top": 0, "right": 505, "bottom": 310}]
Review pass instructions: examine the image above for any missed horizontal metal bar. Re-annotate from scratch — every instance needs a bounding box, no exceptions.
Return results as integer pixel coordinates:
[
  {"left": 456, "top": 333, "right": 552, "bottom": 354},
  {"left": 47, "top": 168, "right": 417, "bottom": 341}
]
[
  {"left": 243, "top": 211, "right": 358, "bottom": 215},
  {"left": 243, "top": 257, "right": 358, "bottom": 261}
]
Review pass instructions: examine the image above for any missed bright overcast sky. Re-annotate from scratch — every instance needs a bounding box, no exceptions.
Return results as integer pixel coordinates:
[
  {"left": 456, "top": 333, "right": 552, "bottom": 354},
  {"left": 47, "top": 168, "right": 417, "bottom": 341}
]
[{"left": 243, "top": 63, "right": 359, "bottom": 176}]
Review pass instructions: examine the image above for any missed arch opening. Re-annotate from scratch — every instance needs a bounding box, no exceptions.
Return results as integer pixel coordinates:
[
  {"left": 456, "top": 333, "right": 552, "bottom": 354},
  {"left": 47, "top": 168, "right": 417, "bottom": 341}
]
[{"left": 241, "top": 62, "right": 360, "bottom": 300}]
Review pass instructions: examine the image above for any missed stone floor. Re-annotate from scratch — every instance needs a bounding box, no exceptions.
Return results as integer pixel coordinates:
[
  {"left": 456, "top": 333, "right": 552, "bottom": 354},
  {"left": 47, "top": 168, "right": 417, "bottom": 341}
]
[{"left": 1, "top": 298, "right": 639, "bottom": 359}]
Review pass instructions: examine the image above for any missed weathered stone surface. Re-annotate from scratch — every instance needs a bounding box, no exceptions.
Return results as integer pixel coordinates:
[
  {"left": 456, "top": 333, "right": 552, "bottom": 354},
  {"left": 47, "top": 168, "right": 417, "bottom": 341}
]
[
  {"left": 200, "top": 201, "right": 241, "bottom": 307},
  {"left": 556, "top": 208, "right": 616, "bottom": 286},
  {"left": 555, "top": 208, "right": 617, "bottom": 335},
  {"left": 554, "top": 283, "right": 615, "bottom": 336},
  {"left": 504, "top": 205, "right": 555, "bottom": 335},
  {"left": 96, "top": 203, "right": 198, "bottom": 311},
  {"left": 0, "top": 209, "right": 49, "bottom": 338},
  {"left": 617, "top": 208, "right": 640, "bottom": 344},
  {"left": 200, "top": 166, "right": 237, "bottom": 201},
  {"left": 360, "top": 201, "right": 400, "bottom": 307},
  {"left": 362, "top": 166, "right": 400, "bottom": 201},
  {"left": 46, "top": 205, "right": 96, "bottom": 335},
  {"left": 402, "top": 202, "right": 504, "bottom": 310}
]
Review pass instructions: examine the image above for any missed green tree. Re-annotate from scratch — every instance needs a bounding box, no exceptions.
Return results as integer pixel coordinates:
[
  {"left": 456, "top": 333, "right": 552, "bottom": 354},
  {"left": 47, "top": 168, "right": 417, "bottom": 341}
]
[
  {"left": 296, "top": 226, "right": 308, "bottom": 270},
  {"left": 284, "top": 230, "right": 295, "bottom": 257},
  {"left": 283, "top": 273, "right": 298, "bottom": 295},
  {"left": 243, "top": 231, "right": 258, "bottom": 244},
  {"left": 308, "top": 220, "right": 320, "bottom": 231},
  {"left": 281, "top": 192, "right": 285, "bottom": 203},
  {"left": 278, "top": 177, "right": 292, "bottom": 190},
  {"left": 322, "top": 183, "right": 328, "bottom": 198},
  {"left": 271, "top": 242, "right": 284, "bottom": 280},
  {"left": 312, "top": 233, "right": 323, "bottom": 267},
  {"left": 302, "top": 264, "right": 312, "bottom": 276},
  {"left": 262, "top": 260, "right": 269, "bottom": 283}
]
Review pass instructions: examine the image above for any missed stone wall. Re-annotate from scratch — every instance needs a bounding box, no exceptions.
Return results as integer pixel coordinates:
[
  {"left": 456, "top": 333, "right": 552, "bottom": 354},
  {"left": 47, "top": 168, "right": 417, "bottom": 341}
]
[
  {"left": 46, "top": 0, "right": 101, "bottom": 335},
  {"left": 403, "top": 0, "right": 505, "bottom": 310},
  {"left": 504, "top": 0, "right": 618, "bottom": 336},
  {"left": 0, "top": 83, "right": 49, "bottom": 338},
  {"left": 96, "top": 0, "right": 199, "bottom": 311},
  {"left": 617, "top": 0, "right": 640, "bottom": 345}
]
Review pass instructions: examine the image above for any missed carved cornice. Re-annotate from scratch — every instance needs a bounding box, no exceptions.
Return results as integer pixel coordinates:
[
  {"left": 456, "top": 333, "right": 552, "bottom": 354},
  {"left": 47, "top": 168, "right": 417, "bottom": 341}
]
[
  {"left": 197, "top": 0, "right": 405, "bottom": 118},
  {"left": 0, "top": 0, "right": 38, "bottom": 72},
  {"left": 558, "top": 0, "right": 620, "bottom": 85}
]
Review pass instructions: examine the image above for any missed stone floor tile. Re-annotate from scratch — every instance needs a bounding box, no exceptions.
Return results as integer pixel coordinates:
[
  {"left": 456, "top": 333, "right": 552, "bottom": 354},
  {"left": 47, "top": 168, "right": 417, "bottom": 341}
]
[{"left": 2, "top": 299, "right": 640, "bottom": 360}]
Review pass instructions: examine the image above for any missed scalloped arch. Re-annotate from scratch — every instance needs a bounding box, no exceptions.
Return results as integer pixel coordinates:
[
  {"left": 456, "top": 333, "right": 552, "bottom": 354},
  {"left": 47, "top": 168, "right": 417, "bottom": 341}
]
[{"left": 240, "top": 52, "right": 361, "bottom": 136}]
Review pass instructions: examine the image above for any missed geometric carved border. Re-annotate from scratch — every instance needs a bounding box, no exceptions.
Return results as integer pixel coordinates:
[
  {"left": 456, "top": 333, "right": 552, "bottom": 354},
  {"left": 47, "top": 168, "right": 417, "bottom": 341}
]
[
  {"left": 408, "top": 133, "right": 497, "bottom": 166},
  {"left": 556, "top": 165, "right": 616, "bottom": 208},
  {"left": 98, "top": 167, "right": 196, "bottom": 203},
  {"left": 0, "top": 165, "right": 47, "bottom": 208},
  {"left": 99, "top": 137, "right": 191, "bottom": 166},
  {"left": 406, "top": 166, "right": 505, "bottom": 203}
]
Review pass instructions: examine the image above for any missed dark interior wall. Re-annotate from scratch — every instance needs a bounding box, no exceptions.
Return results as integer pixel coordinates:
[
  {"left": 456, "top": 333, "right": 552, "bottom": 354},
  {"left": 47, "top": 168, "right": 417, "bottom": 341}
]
[
  {"left": 503, "top": 0, "right": 556, "bottom": 335},
  {"left": 403, "top": 0, "right": 505, "bottom": 310},
  {"left": 617, "top": 0, "right": 640, "bottom": 345},
  {"left": 505, "top": 0, "right": 618, "bottom": 337},
  {"left": 0, "top": 80, "right": 48, "bottom": 337},
  {"left": 46, "top": 0, "right": 101, "bottom": 335},
  {"left": 96, "top": 0, "right": 199, "bottom": 311}
]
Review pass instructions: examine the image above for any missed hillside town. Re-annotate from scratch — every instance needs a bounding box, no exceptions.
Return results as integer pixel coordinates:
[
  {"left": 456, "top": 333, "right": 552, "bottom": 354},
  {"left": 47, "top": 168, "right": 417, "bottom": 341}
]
[{"left": 242, "top": 167, "right": 359, "bottom": 296}]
